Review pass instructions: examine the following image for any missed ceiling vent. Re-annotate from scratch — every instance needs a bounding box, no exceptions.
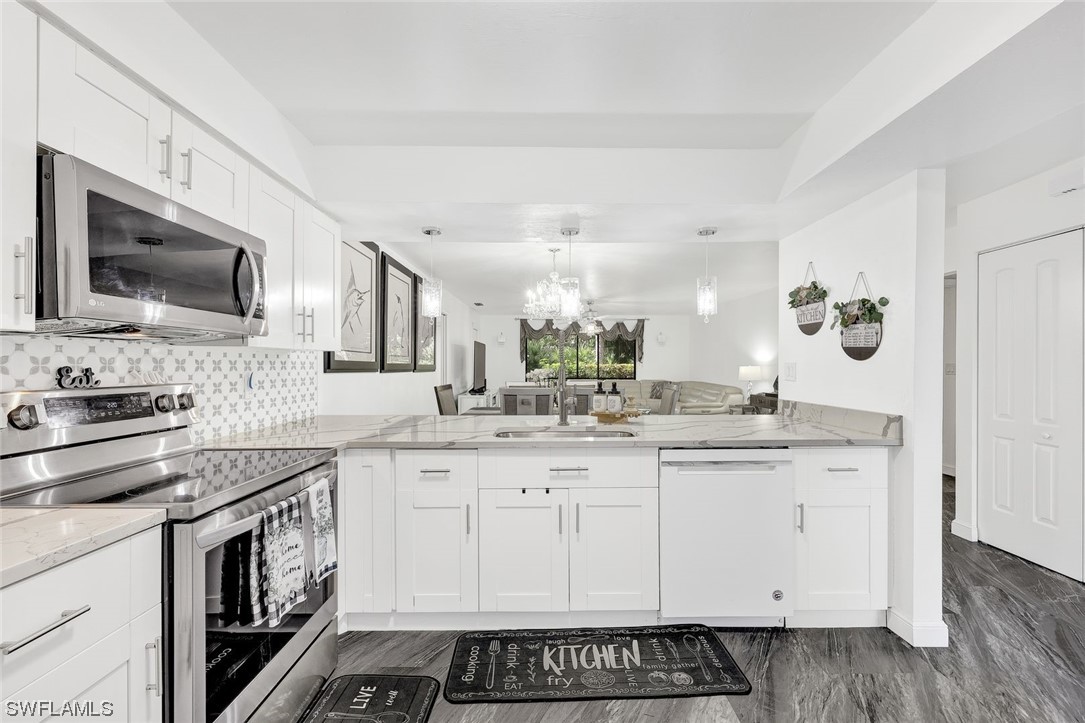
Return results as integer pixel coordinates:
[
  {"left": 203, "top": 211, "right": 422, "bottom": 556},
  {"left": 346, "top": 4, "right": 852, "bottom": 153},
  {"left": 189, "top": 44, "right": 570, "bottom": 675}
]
[{"left": 1047, "top": 167, "right": 1085, "bottom": 197}]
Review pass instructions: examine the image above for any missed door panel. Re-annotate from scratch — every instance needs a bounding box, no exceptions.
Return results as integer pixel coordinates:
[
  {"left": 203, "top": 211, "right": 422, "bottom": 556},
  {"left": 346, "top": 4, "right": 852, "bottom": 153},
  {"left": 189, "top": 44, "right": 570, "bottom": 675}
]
[
  {"left": 171, "top": 115, "right": 249, "bottom": 231},
  {"left": 569, "top": 488, "right": 659, "bottom": 611},
  {"left": 300, "top": 204, "right": 341, "bottom": 351},
  {"left": 978, "top": 229, "right": 1084, "bottom": 581},
  {"left": 796, "top": 488, "right": 884, "bottom": 610},
  {"left": 248, "top": 171, "right": 300, "bottom": 349},
  {"left": 479, "top": 488, "right": 568, "bottom": 612}
]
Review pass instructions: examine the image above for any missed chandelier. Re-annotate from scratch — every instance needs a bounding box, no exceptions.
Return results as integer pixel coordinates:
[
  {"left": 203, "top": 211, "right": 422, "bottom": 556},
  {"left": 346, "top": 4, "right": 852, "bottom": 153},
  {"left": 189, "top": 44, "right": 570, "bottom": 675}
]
[
  {"left": 420, "top": 227, "right": 442, "bottom": 318},
  {"left": 696, "top": 226, "right": 718, "bottom": 323},
  {"left": 523, "top": 248, "right": 564, "bottom": 319}
]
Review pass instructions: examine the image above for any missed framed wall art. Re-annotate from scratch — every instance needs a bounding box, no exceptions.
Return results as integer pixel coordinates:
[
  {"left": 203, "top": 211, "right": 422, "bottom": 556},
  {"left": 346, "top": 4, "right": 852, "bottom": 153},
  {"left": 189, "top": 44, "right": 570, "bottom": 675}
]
[
  {"left": 381, "top": 253, "right": 416, "bottom": 372},
  {"left": 324, "top": 241, "right": 381, "bottom": 373},
  {"left": 413, "top": 273, "right": 437, "bottom": 372}
]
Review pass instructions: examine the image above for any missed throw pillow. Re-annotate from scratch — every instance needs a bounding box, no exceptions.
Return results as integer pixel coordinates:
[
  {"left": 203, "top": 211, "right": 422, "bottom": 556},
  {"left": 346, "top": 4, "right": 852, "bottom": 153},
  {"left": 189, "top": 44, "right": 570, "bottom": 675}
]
[{"left": 650, "top": 381, "right": 666, "bottom": 399}]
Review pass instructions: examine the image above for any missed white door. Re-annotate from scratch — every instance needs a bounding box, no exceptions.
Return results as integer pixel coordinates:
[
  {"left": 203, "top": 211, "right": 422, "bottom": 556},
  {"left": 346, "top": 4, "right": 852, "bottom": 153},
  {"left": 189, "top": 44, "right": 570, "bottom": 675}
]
[
  {"left": 795, "top": 488, "right": 888, "bottom": 610},
  {"left": 0, "top": 2, "right": 38, "bottom": 332},
  {"left": 569, "top": 488, "right": 659, "bottom": 611},
  {"left": 479, "top": 488, "right": 569, "bottom": 612},
  {"left": 299, "top": 204, "right": 341, "bottom": 351},
  {"left": 978, "top": 229, "right": 1084, "bottom": 581},
  {"left": 171, "top": 114, "right": 249, "bottom": 230},
  {"left": 129, "top": 605, "right": 163, "bottom": 723},
  {"left": 395, "top": 452, "right": 478, "bottom": 612},
  {"left": 38, "top": 22, "right": 172, "bottom": 195},
  {"left": 247, "top": 170, "right": 300, "bottom": 349}
]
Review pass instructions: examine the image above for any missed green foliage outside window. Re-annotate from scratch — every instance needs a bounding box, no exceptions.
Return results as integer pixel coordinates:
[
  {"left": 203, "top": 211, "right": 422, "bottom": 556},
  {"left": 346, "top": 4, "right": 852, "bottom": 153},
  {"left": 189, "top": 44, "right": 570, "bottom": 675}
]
[{"left": 524, "top": 334, "right": 636, "bottom": 380}]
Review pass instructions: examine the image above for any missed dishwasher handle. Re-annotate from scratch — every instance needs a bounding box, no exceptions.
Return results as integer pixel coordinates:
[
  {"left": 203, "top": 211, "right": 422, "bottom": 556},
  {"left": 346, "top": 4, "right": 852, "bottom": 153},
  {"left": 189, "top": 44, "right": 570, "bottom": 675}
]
[{"left": 664, "top": 461, "right": 786, "bottom": 475}]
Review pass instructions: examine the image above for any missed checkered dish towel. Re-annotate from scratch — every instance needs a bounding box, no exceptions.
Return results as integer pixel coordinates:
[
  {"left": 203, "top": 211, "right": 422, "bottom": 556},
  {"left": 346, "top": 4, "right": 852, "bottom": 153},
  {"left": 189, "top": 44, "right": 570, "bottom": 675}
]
[
  {"left": 260, "top": 495, "right": 308, "bottom": 627},
  {"left": 305, "top": 476, "right": 338, "bottom": 583}
]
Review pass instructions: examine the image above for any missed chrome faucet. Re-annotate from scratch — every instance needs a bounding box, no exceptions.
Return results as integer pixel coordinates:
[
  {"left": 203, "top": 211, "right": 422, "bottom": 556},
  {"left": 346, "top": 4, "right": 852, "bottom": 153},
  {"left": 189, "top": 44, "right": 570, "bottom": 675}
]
[{"left": 556, "top": 327, "right": 574, "bottom": 426}]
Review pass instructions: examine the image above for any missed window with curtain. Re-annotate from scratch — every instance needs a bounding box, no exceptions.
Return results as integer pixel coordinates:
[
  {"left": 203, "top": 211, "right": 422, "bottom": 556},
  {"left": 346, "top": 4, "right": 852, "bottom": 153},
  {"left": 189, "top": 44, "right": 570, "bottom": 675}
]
[{"left": 524, "top": 334, "right": 636, "bottom": 380}]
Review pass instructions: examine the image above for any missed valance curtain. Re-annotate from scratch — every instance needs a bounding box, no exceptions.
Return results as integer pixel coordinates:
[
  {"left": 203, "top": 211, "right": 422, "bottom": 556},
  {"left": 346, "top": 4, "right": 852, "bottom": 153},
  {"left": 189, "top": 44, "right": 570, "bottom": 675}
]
[{"left": 518, "top": 319, "right": 646, "bottom": 362}]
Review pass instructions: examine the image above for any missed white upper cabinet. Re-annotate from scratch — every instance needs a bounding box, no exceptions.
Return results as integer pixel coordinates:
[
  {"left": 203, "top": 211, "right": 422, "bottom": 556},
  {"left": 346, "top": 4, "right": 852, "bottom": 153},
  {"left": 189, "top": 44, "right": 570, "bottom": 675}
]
[
  {"left": 170, "top": 115, "right": 249, "bottom": 231},
  {"left": 0, "top": 2, "right": 38, "bottom": 332},
  {"left": 298, "top": 203, "right": 341, "bottom": 351},
  {"left": 38, "top": 22, "right": 171, "bottom": 195},
  {"left": 248, "top": 170, "right": 301, "bottom": 349}
]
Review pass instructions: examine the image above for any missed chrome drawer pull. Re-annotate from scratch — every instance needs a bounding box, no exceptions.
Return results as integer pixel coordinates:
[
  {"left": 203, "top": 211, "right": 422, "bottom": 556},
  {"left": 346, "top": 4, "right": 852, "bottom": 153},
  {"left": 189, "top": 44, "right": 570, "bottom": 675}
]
[
  {"left": 158, "top": 135, "right": 171, "bottom": 178},
  {"left": 549, "top": 467, "right": 589, "bottom": 473},
  {"left": 419, "top": 468, "right": 451, "bottom": 474},
  {"left": 827, "top": 467, "right": 860, "bottom": 472},
  {"left": 13, "top": 239, "right": 34, "bottom": 315},
  {"left": 797, "top": 503, "right": 805, "bottom": 533},
  {"left": 558, "top": 504, "right": 563, "bottom": 534},
  {"left": 1, "top": 605, "right": 91, "bottom": 655},
  {"left": 466, "top": 504, "right": 471, "bottom": 535},
  {"left": 146, "top": 636, "right": 163, "bottom": 695},
  {"left": 576, "top": 502, "right": 580, "bottom": 534}
]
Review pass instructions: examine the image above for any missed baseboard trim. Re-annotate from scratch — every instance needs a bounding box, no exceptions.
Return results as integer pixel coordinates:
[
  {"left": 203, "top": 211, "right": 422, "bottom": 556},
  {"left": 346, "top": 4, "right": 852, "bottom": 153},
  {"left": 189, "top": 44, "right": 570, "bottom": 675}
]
[
  {"left": 951, "top": 519, "right": 979, "bottom": 542},
  {"left": 342, "top": 610, "right": 661, "bottom": 631},
  {"left": 942, "top": 464, "right": 956, "bottom": 477},
  {"left": 786, "top": 610, "right": 887, "bottom": 628},
  {"left": 887, "top": 609, "right": 949, "bottom": 647}
]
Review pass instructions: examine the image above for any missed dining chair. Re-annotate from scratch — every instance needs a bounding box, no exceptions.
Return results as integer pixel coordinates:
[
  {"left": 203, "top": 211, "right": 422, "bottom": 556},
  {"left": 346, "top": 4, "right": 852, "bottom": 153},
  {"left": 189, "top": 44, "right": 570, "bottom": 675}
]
[{"left": 434, "top": 384, "right": 458, "bottom": 415}]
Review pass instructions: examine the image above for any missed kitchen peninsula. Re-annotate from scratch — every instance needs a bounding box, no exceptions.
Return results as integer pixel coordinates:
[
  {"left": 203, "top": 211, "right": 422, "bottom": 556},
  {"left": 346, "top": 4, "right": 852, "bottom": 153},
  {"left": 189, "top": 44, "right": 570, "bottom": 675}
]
[{"left": 213, "top": 402, "right": 903, "bottom": 640}]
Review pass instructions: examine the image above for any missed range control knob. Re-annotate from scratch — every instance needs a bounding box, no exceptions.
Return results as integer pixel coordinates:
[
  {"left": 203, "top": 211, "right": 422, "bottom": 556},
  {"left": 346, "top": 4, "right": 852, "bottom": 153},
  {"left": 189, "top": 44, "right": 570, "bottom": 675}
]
[
  {"left": 176, "top": 392, "right": 195, "bottom": 410},
  {"left": 8, "top": 404, "right": 44, "bottom": 430},
  {"left": 155, "top": 394, "right": 177, "bottom": 413}
]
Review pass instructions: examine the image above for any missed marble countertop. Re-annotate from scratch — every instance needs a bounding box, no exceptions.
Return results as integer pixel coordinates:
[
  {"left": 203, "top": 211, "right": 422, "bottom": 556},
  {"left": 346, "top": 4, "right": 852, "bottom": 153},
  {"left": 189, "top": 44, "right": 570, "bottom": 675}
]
[
  {"left": 1, "top": 507, "right": 166, "bottom": 588},
  {"left": 209, "top": 401, "right": 903, "bottom": 451}
]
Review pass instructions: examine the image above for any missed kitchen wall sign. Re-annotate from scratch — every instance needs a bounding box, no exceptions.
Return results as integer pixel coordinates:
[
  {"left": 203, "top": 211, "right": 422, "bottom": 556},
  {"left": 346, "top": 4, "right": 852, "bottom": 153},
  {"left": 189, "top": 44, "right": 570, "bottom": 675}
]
[
  {"left": 55, "top": 366, "right": 102, "bottom": 389},
  {"left": 787, "top": 262, "right": 829, "bottom": 336},
  {"left": 832, "top": 272, "right": 889, "bottom": 361}
]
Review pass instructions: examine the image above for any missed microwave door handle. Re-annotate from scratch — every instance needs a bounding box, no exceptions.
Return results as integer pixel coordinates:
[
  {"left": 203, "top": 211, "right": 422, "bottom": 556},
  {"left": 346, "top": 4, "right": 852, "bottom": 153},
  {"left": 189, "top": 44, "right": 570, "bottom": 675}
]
[{"left": 240, "top": 241, "right": 261, "bottom": 326}]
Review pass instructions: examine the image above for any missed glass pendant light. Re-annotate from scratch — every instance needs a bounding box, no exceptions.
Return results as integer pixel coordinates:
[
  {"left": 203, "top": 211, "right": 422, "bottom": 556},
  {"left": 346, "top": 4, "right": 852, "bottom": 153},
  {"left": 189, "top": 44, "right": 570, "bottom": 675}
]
[
  {"left": 421, "top": 227, "right": 443, "bottom": 318},
  {"left": 696, "top": 226, "right": 718, "bottom": 323},
  {"left": 581, "top": 300, "right": 603, "bottom": 335},
  {"left": 558, "top": 226, "right": 582, "bottom": 320}
]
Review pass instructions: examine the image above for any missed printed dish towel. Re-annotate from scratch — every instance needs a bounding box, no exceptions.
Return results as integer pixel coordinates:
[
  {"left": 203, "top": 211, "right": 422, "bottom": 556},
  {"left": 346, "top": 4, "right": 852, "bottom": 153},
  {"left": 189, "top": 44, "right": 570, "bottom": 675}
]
[
  {"left": 306, "top": 476, "right": 338, "bottom": 584},
  {"left": 261, "top": 495, "right": 308, "bottom": 627}
]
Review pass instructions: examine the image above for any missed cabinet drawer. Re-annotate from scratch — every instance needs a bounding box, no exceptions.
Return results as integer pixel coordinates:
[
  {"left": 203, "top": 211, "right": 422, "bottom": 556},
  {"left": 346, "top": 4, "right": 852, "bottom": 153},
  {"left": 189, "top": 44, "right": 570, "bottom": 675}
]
[
  {"left": 795, "top": 448, "right": 888, "bottom": 489},
  {"left": 479, "top": 448, "right": 657, "bottom": 489},
  {"left": 395, "top": 450, "right": 478, "bottom": 493},
  {"left": 0, "top": 538, "right": 131, "bottom": 697}
]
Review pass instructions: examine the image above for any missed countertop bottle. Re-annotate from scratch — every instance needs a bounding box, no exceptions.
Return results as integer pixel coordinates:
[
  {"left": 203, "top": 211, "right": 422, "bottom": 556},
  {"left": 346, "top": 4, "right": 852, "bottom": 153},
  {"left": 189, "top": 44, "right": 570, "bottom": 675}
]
[
  {"left": 593, "top": 382, "right": 606, "bottom": 412},
  {"left": 607, "top": 382, "right": 623, "bottom": 413}
]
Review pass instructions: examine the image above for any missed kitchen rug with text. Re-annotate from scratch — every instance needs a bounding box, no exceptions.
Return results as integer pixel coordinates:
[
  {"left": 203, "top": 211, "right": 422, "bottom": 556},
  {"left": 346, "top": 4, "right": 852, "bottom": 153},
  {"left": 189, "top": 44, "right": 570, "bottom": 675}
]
[
  {"left": 300, "top": 674, "right": 439, "bottom": 723},
  {"left": 443, "top": 624, "right": 750, "bottom": 703}
]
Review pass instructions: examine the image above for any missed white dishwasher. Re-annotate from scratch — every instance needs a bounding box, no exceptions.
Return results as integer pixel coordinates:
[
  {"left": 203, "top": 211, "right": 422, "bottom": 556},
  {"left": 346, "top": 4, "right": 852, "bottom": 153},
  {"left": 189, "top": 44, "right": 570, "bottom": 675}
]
[{"left": 659, "top": 449, "right": 795, "bottom": 620}]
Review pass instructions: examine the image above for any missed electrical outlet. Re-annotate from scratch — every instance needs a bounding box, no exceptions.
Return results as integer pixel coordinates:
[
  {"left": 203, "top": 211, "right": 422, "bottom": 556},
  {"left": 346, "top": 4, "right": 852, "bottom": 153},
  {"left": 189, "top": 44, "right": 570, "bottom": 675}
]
[
  {"left": 945, "top": 363, "right": 956, "bottom": 376},
  {"left": 783, "top": 362, "right": 797, "bottom": 382}
]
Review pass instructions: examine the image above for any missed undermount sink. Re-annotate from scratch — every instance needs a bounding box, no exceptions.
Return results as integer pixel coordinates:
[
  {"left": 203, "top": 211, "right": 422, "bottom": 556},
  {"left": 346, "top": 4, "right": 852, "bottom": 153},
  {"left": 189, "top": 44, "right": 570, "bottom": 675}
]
[{"left": 493, "top": 427, "right": 636, "bottom": 439}]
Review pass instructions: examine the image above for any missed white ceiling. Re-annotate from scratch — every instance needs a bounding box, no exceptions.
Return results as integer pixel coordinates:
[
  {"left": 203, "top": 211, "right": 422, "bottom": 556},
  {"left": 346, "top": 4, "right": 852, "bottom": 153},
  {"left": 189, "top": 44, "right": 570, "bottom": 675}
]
[
  {"left": 169, "top": 1, "right": 932, "bottom": 148},
  {"left": 382, "top": 238, "right": 779, "bottom": 316}
]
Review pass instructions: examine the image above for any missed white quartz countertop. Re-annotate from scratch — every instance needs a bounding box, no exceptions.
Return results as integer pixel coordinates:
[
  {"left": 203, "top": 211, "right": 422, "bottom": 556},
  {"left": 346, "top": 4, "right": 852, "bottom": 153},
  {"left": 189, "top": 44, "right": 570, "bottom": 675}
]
[
  {"left": 209, "top": 403, "right": 903, "bottom": 451},
  {"left": 0, "top": 507, "right": 166, "bottom": 588}
]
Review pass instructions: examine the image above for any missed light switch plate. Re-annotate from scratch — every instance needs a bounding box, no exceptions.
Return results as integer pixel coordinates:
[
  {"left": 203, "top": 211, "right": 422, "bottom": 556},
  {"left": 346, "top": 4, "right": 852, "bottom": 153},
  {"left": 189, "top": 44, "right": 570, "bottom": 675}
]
[
  {"left": 783, "top": 362, "right": 797, "bottom": 382},
  {"left": 945, "top": 363, "right": 956, "bottom": 376}
]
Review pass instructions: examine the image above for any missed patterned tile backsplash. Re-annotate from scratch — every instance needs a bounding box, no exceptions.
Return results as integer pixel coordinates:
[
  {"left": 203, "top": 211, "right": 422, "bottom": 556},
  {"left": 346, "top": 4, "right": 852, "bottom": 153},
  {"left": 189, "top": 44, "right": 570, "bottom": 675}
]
[{"left": 0, "top": 335, "right": 319, "bottom": 444}]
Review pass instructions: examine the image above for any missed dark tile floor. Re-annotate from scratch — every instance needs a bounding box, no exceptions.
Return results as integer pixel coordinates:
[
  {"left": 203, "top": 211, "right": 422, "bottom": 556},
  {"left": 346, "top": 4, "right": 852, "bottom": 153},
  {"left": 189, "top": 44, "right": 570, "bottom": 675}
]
[{"left": 335, "top": 477, "right": 1085, "bottom": 722}]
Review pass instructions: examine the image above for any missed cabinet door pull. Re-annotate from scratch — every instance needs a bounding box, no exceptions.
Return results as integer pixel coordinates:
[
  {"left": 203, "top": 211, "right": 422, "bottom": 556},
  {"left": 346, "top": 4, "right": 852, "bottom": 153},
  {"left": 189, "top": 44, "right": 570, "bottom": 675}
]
[
  {"left": 827, "top": 467, "right": 859, "bottom": 472},
  {"left": 549, "top": 467, "right": 589, "bottom": 473},
  {"left": 13, "top": 239, "right": 34, "bottom": 315},
  {"left": 558, "top": 504, "right": 563, "bottom": 535},
  {"left": 297, "top": 306, "right": 308, "bottom": 339},
  {"left": 419, "top": 468, "right": 451, "bottom": 475},
  {"left": 466, "top": 504, "right": 471, "bottom": 535},
  {"left": 306, "top": 308, "right": 315, "bottom": 342},
  {"left": 575, "top": 502, "right": 580, "bottom": 534},
  {"left": 1, "top": 605, "right": 91, "bottom": 655},
  {"left": 158, "top": 135, "right": 172, "bottom": 178},
  {"left": 146, "top": 635, "right": 163, "bottom": 696},
  {"left": 797, "top": 503, "right": 805, "bottom": 533},
  {"left": 180, "top": 149, "right": 193, "bottom": 189}
]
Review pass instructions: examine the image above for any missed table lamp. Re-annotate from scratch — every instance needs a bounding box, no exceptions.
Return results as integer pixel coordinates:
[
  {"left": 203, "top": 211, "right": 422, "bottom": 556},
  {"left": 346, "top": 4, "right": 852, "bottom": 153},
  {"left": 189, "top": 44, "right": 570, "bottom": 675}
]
[{"left": 739, "top": 365, "right": 762, "bottom": 402}]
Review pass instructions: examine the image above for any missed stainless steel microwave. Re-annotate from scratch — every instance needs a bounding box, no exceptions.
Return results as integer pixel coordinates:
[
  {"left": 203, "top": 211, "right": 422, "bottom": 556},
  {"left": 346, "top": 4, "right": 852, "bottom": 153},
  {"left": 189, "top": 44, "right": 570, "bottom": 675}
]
[{"left": 36, "top": 154, "right": 268, "bottom": 341}]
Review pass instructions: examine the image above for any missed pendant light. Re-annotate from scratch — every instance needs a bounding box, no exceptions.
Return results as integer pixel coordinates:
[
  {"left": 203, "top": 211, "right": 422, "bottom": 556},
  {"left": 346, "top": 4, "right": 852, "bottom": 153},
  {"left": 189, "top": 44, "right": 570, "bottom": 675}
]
[
  {"left": 558, "top": 226, "right": 582, "bottom": 320},
  {"left": 581, "top": 300, "right": 603, "bottom": 335},
  {"left": 696, "top": 226, "right": 718, "bottom": 323},
  {"left": 523, "top": 248, "right": 564, "bottom": 319},
  {"left": 421, "top": 227, "right": 443, "bottom": 318}
]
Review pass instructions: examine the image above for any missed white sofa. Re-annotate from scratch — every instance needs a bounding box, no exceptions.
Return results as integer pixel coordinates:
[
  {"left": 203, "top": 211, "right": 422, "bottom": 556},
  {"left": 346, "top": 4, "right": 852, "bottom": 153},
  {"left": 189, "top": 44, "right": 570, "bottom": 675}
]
[{"left": 569, "top": 379, "right": 744, "bottom": 414}]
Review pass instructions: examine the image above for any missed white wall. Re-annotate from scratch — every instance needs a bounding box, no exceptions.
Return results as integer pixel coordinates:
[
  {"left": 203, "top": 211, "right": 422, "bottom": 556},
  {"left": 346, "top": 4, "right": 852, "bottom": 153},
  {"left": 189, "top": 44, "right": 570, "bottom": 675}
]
[
  {"left": 319, "top": 291, "right": 477, "bottom": 415},
  {"left": 943, "top": 280, "right": 956, "bottom": 476},
  {"left": 778, "top": 170, "right": 948, "bottom": 646},
  {"left": 33, "top": 0, "right": 316, "bottom": 196},
  {"left": 476, "top": 315, "right": 693, "bottom": 385},
  {"left": 947, "top": 156, "right": 1085, "bottom": 542},
  {"left": 689, "top": 287, "right": 779, "bottom": 391}
]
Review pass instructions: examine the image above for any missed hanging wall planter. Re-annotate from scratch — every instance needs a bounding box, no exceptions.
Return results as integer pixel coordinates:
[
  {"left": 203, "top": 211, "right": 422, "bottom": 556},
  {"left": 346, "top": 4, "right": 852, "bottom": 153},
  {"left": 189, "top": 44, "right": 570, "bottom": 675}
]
[
  {"left": 787, "top": 262, "right": 829, "bottom": 335},
  {"left": 832, "top": 272, "right": 889, "bottom": 361}
]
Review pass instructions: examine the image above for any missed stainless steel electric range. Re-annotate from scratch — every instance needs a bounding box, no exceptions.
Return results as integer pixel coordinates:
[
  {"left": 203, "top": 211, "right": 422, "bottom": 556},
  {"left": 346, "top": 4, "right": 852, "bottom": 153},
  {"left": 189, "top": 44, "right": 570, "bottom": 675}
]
[{"left": 0, "top": 383, "right": 338, "bottom": 723}]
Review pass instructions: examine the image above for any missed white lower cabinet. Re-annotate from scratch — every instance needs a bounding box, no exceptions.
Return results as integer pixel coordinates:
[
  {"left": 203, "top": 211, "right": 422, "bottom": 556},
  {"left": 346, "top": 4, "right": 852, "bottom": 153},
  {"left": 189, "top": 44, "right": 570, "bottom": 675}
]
[
  {"left": 479, "top": 488, "right": 569, "bottom": 612},
  {"left": 394, "top": 451, "right": 479, "bottom": 612},
  {"left": 0, "top": 528, "right": 163, "bottom": 722},
  {"left": 793, "top": 448, "right": 889, "bottom": 612},
  {"left": 569, "top": 488, "right": 659, "bottom": 611}
]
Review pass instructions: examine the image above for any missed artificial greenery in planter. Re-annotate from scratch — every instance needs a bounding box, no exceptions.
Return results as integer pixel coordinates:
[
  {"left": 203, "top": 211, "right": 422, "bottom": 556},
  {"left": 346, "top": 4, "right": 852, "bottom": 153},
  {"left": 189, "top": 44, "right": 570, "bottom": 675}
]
[
  {"left": 831, "top": 296, "right": 890, "bottom": 329},
  {"left": 786, "top": 280, "right": 829, "bottom": 309}
]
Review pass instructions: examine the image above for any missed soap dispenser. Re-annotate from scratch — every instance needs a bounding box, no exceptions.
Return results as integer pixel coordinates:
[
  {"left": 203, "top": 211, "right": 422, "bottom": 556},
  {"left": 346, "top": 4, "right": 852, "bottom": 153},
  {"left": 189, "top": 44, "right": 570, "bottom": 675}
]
[
  {"left": 607, "top": 382, "right": 623, "bottom": 413},
  {"left": 593, "top": 381, "right": 606, "bottom": 412}
]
